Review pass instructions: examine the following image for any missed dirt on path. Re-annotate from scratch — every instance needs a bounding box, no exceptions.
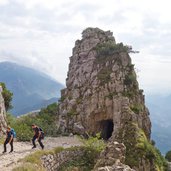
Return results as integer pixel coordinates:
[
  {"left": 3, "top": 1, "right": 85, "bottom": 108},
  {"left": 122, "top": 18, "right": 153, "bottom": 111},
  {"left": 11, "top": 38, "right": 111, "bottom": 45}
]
[{"left": 0, "top": 136, "right": 82, "bottom": 171}]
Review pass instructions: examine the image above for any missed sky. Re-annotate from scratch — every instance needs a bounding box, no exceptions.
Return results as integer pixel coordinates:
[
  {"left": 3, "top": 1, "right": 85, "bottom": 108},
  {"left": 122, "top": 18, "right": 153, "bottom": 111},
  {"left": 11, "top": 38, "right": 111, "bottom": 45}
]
[{"left": 0, "top": 0, "right": 171, "bottom": 95}]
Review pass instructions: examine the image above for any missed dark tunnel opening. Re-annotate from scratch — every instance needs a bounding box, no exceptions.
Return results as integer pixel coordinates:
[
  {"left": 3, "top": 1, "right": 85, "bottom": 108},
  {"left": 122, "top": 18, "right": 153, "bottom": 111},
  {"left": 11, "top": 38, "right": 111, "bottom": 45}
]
[{"left": 100, "top": 119, "right": 114, "bottom": 140}]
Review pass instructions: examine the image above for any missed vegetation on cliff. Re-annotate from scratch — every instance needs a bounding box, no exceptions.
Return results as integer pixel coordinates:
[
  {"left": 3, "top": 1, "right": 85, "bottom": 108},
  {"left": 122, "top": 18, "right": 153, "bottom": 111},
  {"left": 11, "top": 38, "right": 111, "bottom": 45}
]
[
  {"left": 165, "top": 150, "right": 171, "bottom": 162},
  {"left": 95, "top": 41, "right": 133, "bottom": 58},
  {"left": 0, "top": 82, "right": 13, "bottom": 111},
  {"left": 118, "top": 123, "right": 168, "bottom": 170},
  {"left": 7, "top": 103, "right": 59, "bottom": 141}
]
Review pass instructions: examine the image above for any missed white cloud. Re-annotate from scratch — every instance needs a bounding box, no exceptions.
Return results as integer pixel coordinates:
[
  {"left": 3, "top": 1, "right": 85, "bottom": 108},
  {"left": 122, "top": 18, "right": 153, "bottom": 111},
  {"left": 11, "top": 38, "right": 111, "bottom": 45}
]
[{"left": 0, "top": 0, "right": 171, "bottom": 94}]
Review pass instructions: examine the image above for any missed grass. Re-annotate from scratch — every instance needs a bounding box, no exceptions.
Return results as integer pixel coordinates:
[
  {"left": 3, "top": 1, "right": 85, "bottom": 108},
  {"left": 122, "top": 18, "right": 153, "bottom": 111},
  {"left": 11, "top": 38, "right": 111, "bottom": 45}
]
[
  {"left": 22, "top": 147, "right": 64, "bottom": 165},
  {"left": 13, "top": 147, "right": 64, "bottom": 171},
  {"left": 13, "top": 163, "right": 45, "bottom": 171},
  {"left": 23, "top": 150, "right": 54, "bottom": 165},
  {"left": 0, "top": 137, "right": 4, "bottom": 144}
]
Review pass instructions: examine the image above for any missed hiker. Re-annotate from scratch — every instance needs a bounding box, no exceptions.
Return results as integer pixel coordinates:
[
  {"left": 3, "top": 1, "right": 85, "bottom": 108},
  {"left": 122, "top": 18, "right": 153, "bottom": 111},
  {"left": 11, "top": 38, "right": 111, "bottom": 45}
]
[
  {"left": 3, "top": 126, "right": 14, "bottom": 153},
  {"left": 31, "top": 124, "right": 44, "bottom": 149}
]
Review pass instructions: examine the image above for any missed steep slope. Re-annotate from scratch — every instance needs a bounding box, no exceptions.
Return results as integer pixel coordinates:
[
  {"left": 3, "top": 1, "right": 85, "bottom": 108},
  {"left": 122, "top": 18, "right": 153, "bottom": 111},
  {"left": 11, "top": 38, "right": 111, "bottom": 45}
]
[
  {"left": 58, "top": 28, "right": 166, "bottom": 170},
  {"left": 0, "top": 62, "right": 63, "bottom": 115}
]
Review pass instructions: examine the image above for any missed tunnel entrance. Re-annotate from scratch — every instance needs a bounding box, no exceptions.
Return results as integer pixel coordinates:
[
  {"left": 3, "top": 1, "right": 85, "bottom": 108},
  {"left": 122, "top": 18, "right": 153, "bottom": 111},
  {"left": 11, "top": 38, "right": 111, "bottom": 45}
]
[{"left": 100, "top": 119, "right": 114, "bottom": 140}]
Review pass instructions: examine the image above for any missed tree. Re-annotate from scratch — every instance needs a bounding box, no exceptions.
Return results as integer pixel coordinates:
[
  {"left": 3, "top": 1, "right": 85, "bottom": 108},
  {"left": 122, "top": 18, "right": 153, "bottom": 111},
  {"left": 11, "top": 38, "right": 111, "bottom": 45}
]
[
  {"left": 0, "top": 82, "right": 13, "bottom": 111},
  {"left": 165, "top": 150, "right": 171, "bottom": 162}
]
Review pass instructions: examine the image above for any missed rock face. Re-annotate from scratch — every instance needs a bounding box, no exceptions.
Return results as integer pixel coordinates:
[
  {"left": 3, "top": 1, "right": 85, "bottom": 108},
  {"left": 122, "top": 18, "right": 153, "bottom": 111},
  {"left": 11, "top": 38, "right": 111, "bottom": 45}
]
[
  {"left": 59, "top": 27, "right": 151, "bottom": 138},
  {"left": 168, "top": 162, "right": 171, "bottom": 171},
  {"left": 0, "top": 85, "right": 7, "bottom": 133},
  {"left": 58, "top": 27, "right": 155, "bottom": 170},
  {"left": 94, "top": 141, "right": 135, "bottom": 171}
]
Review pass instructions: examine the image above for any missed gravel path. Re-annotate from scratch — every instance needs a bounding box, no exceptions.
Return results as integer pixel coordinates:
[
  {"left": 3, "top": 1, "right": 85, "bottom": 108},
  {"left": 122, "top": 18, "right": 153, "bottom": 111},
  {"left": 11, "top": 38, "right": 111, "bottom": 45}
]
[{"left": 0, "top": 136, "right": 82, "bottom": 171}]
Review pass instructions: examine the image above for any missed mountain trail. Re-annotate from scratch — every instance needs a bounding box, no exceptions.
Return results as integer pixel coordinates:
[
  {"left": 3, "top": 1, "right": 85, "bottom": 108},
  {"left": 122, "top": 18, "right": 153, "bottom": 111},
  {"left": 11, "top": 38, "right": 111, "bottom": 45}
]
[{"left": 0, "top": 136, "right": 82, "bottom": 171}]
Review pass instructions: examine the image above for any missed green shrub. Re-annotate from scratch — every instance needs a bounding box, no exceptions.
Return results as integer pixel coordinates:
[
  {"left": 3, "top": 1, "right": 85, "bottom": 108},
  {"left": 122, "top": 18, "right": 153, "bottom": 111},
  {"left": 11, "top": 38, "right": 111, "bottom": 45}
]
[
  {"left": 95, "top": 42, "right": 132, "bottom": 58},
  {"left": 97, "top": 68, "right": 111, "bottom": 84},
  {"left": 0, "top": 82, "right": 13, "bottom": 111},
  {"left": 135, "top": 127, "right": 168, "bottom": 170},
  {"left": 14, "top": 123, "right": 33, "bottom": 141},
  {"left": 124, "top": 74, "right": 136, "bottom": 86},
  {"left": 130, "top": 104, "right": 143, "bottom": 114},
  {"left": 67, "top": 108, "right": 77, "bottom": 117},
  {"left": 7, "top": 103, "right": 59, "bottom": 141},
  {"left": 119, "top": 123, "right": 168, "bottom": 170},
  {"left": 80, "top": 133, "right": 106, "bottom": 153},
  {"left": 60, "top": 147, "right": 100, "bottom": 171},
  {"left": 122, "top": 91, "right": 134, "bottom": 98},
  {"left": 23, "top": 150, "right": 54, "bottom": 165},
  {"left": 105, "top": 92, "right": 117, "bottom": 100},
  {"left": 165, "top": 150, "right": 171, "bottom": 162},
  {"left": 59, "top": 96, "right": 66, "bottom": 102},
  {"left": 60, "top": 135, "right": 105, "bottom": 170}
]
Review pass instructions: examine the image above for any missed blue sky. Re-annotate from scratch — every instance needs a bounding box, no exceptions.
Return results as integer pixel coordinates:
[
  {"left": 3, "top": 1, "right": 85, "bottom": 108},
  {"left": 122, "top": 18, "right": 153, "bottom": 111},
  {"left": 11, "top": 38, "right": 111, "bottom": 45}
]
[{"left": 0, "top": 0, "right": 171, "bottom": 95}]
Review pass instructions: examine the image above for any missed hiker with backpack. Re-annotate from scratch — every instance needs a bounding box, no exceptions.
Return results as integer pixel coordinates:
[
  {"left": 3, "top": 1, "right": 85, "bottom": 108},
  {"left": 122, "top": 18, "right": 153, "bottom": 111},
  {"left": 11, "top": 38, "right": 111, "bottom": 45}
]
[
  {"left": 31, "top": 124, "right": 44, "bottom": 149},
  {"left": 3, "top": 126, "right": 14, "bottom": 153}
]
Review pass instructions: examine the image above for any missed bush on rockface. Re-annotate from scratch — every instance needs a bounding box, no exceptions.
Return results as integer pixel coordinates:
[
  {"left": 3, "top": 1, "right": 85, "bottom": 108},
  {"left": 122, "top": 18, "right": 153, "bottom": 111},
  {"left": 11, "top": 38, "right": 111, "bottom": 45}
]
[
  {"left": 122, "top": 123, "right": 168, "bottom": 171},
  {"left": 80, "top": 133, "right": 106, "bottom": 153},
  {"left": 60, "top": 134, "right": 105, "bottom": 171},
  {"left": 165, "top": 150, "right": 171, "bottom": 162},
  {"left": 0, "top": 82, "right": 13, "bottom": 111},
  {"left": 95, "top": 42, "right": 132, "bottom": 58},
  {"left": 97, "top": 68, "right": 111, "bottom": 84},
  {"left": 136, "top": 129, "right": 168, "bottom": 170}
]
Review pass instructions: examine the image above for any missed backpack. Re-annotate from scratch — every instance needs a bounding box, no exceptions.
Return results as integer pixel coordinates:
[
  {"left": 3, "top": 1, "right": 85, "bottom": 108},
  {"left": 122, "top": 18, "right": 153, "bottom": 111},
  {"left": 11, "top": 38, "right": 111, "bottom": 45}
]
[
  {"left": 11, "top": 128, "right": 16, "bottom": 138},
  {"left": 39, "top": 127, "right": 44, "bottom": 139}
]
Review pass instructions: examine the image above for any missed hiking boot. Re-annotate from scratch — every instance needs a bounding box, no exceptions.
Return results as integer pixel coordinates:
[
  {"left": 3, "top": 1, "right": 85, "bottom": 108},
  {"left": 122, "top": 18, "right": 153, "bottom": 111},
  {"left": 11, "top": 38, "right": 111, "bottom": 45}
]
[
  {"left": 32, "top": 146, "right": 36, "bottom": 149},
  {"left": 42, "top": 145, "right": 44, "bottom": 150},
  {"left": 9, "top": 151, "right": 13, "bottom": 153},
  {"left": 2, "top": 151, "right": 6, "bottom": 154}
]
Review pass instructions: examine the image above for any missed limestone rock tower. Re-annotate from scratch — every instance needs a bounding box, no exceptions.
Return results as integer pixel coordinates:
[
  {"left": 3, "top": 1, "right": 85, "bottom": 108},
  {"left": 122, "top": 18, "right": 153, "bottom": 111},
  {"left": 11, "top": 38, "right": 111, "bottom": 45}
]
[
  {"left": 58, "top": 27, "right": 158, "bottom": 170},
  {"left": 59, "top": 27, "right": 151, "bottom": 139}
]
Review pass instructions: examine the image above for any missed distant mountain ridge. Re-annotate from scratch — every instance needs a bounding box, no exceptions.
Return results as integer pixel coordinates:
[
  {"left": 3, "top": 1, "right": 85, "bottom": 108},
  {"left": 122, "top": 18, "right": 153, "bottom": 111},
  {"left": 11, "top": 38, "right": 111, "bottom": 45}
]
[{"left": 0, "top": 61, "right": 64, "bottom": 115}]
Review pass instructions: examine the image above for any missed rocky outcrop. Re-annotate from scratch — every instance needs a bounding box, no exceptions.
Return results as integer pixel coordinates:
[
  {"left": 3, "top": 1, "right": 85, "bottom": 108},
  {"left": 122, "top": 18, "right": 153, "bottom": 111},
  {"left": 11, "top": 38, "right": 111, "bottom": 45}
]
[
  {"left": 94, "top": 141, "right": 135, "bottom": 171},
  {"left": 59, "top": 27, "right": 151, "bottom": 139},
  {"left": 168, "top": 162, "right": 171, "bottom": 171},
  {"left": 58, "top": 27, "right": 162, "bottom": 170},
  {"left": 0, "top": 85, "right": 7, "bottom": 134}
]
